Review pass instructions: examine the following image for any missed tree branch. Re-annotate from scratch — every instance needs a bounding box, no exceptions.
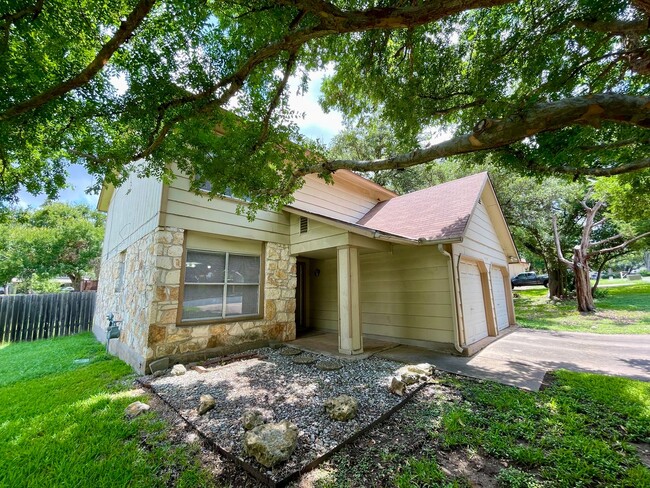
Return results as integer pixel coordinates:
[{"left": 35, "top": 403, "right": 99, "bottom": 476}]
[
  {"left": 552, "top": 214, "right": 573, "bottom": 267},
  {"left": 0, "top": 0, "right": 157, "bottom": 122},
  {"left": 300, "top": 94, "right": 650, "bottom": 176},
  {"left": 529, "top": 157, "right": 650, "bottom": 177},
  {"left": 588, "top": 230, "right": 650, "bottom": 257},
  {"left": 590, "top": 233, "right": 623, "bottom": 248},
  {"left": 1, "top": 0, "right": 44, "bottom": 50}
]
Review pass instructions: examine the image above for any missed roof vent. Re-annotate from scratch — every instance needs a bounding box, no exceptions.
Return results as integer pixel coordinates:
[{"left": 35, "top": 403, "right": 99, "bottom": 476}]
[{"left": 299, "top": 216, "right": 309, "bottom": 234}]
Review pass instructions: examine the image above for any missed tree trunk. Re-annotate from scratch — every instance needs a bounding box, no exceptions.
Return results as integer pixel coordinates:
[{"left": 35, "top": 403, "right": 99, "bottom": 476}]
[
  {"left": 547, "top": 258, "right": 567, "bottom": 298},
  {"left": 69, "top": 274, "right": 82, "bottom": 291},
  {"left": 573, "top": 249, "right": 595, "bottom": 312}
]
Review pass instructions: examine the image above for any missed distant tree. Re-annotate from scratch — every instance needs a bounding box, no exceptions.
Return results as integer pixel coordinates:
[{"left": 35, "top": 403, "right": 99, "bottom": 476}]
[
  {"left": 0, "top": 203, "right": 105, "bottom": 290},
  {"left": 553, "top": 191, "right": 650, "bottom": 312}
]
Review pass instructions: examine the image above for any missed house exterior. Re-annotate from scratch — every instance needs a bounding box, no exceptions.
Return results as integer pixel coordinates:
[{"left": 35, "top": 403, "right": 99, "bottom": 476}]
[{"left": 93, "top": 168, "right": 519, "bottom": 373}]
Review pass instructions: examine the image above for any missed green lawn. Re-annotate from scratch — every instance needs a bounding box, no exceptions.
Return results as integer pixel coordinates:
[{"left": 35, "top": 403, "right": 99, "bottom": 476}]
[
  {"left": 515, "top": 282, "right": 650, "bottom": 334},
  {"left": 397, "top": 372, "right": 650, "bottom": 487},
  {"left": 0, "top": 333, "right": 215, "bottom": 488}
]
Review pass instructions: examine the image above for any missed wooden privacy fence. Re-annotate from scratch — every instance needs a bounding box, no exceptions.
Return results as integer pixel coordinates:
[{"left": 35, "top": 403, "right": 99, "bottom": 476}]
[{"left": 0, "top": 292, "right": 96, "bottom": 343}]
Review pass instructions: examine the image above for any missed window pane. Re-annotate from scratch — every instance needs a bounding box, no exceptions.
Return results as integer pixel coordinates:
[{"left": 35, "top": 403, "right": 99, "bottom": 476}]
[
  {"left": 182, "top": 284, "right": 224, "bottom": 321},
  {"left": 185, "top": 251, "right": 225, "bottom": 283},
  {"left": 227, "top": 255, "right": 260, "bottom": 283},
  {"left": 225, "top": 285, "right": 259, "bottom": 316}
]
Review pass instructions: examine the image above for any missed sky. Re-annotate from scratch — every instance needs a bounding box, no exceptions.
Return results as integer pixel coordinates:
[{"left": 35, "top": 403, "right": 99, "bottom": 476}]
[{"left": 16, "top": 69, "right": 344, "bottom": 209}]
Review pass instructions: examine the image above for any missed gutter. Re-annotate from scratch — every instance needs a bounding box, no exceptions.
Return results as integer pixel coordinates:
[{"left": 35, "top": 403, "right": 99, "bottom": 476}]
[{"left": 439, "top": 244, "right": 464, "bottom": 354}]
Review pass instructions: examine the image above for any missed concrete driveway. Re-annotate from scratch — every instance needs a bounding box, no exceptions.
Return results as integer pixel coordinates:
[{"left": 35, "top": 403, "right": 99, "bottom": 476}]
[{"left": 377, "top": 328, "right": 650, "bottom": 391}]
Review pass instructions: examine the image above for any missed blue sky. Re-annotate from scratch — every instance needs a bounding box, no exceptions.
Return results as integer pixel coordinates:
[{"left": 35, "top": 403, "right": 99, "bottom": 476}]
[{"left": 17, "top": 69, "right": 344, "bottom": 209}]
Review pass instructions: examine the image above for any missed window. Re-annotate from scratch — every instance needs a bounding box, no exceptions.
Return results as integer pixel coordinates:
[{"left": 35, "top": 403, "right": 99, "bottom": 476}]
[
  {"left": 181, "top": 249, "right": 261, "bottom": 322},
  {"left": 198, "top": 181, "right": 251, "bottom": 202}
]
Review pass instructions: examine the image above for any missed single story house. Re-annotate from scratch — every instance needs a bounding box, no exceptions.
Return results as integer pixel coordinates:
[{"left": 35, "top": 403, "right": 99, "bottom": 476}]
[{"left": 93, "top": 168, "right": 519, "bottom": 373}]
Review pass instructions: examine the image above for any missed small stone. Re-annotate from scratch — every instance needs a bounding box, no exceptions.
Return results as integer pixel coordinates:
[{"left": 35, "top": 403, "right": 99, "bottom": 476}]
[
  {"left": 389, "top": 376, "right": 406, "bottom": 396},
  {"left": 171, "top": 364, "right": 187, "bottom": 376},
  {"left": 243, "top": 420, "right": 299, "bottom": 467},
  {"left": 198, "top": 394, "right": 216, "bottom": 415},
  {"left": 324, "top": 395, "right": 358, "bottom": 421},
  {"left": 315, "top": 360, "right": 342, "bottom": 371},
  {"left": 192, "top": 365, "right": 209, "bottom": 374},
  {"left": 292, "top": 355, "right": 316, "bottom": 365},
  {"left": 242, "top": 410, "right": 265, "bottom": 430},
  {"left": 149, "top": 357, "right": 170, "bottom": 374},
  {"left": 73, "top": 358, "right": 90, "bottom": 364},
  {"left": 152, "top": 370, "right": 166, "bottom": 378},
  {"left": 125, "top": 401, "right": 150, "bottom": 418},
  {"left": 279, "top": 347, "right": 302, "bottom": 356},
  {"left": 408, "top": 363, "right": 435, "bottom": 376}
]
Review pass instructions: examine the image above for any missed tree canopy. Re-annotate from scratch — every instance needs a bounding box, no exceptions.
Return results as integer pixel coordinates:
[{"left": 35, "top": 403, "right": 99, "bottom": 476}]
[
  {"left": 1, "top": 0, "right": 649, "bottom": 210},
  {"left": 0, "top": 203, "right": 105, "bottom": 290}
]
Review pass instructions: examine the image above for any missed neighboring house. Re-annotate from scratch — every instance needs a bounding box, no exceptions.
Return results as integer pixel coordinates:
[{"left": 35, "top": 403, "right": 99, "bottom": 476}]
[
  {"left": 508, "top": 259, "right": 531, "bottom": 278},
  {"left": 93, "top": 169, "right": 519, "bottom": 373}
]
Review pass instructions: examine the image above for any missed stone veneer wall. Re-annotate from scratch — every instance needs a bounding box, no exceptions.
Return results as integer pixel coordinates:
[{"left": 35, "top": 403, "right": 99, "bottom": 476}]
[
  {"left": 92, "top": 228, "right": 163, "bottom": 372},
  {"left": 94, "top": 226, "right": 297, "bottom": 373}
]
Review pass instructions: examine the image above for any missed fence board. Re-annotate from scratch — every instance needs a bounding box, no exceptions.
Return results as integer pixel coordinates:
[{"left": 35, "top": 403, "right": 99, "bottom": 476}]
[{"left": 0, "top": 292, "right": 96, "bottom": 343}]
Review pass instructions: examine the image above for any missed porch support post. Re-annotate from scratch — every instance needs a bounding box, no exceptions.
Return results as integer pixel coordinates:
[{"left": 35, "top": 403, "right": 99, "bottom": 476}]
[{"left": 337, "top": 245, "right": 363, "bottom": 355}]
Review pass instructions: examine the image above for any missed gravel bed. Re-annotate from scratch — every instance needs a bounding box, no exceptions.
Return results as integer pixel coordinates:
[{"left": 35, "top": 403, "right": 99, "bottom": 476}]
[{"left": 148, "top": 346, "right": 418, "bottom": 481}]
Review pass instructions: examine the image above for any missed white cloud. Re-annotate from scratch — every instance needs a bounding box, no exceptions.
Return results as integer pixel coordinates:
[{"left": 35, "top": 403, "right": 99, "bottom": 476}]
[{"left": 286, "top": 67, "right": 343, "bottom": 145}]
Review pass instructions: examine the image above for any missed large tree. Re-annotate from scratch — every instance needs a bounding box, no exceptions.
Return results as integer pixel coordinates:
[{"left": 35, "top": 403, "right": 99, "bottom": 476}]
[
  {"left": 1, "top": 0, "right": 649, "bottom": 209},
  {"left": 0, "top": 203, "right": 105, "bottom": 290}
]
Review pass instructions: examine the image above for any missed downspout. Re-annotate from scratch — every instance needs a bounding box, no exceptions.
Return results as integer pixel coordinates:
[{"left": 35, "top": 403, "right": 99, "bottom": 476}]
[{"left": 438, "top": 244, "right": 463, "bottom": 354}]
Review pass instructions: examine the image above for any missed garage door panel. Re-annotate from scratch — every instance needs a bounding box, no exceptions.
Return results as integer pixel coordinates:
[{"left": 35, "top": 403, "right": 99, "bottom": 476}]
[
  {"left": 491, "top": 268, "right": 509, "bottom": 330},
  {"left": 460, "top": 262, "right": 488, "bottom": 344}
]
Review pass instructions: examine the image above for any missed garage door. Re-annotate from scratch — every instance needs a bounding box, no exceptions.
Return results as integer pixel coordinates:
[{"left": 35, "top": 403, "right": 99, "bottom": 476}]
[
  {"left": 459, "top": 262, "right": 489, "bottom": 344},
  {"left": 491, "top": 267, "right": 510, "bottom": 330}
]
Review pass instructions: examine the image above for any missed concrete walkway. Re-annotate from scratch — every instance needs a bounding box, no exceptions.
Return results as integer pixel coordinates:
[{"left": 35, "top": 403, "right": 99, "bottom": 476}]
[{"left": 377, "top": 328, "right": 650, "bottom": 391}]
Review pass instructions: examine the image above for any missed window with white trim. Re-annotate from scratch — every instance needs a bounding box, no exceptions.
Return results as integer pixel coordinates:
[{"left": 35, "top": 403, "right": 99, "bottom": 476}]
[{"left": 182, "top": 250, "right": 261, "bottom": 322}]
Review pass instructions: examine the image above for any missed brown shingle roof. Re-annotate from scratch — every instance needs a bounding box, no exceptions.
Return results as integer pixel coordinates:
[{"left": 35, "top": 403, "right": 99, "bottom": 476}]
[{"left": 357, "top": 172, "right": 488, "bottom": 241}]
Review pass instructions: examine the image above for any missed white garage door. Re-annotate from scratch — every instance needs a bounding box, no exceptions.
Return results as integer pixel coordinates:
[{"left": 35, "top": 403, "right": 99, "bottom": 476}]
[
  {"left": 491, "top": 268, "right": 510, "bottom": 330},
  {"left": 459, "top": 262, "right": 489, "bottom": 344}
]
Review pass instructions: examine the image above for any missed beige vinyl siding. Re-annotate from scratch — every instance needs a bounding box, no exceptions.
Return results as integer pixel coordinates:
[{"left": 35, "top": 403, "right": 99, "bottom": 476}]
[
  {"left": 102, "top": 174, "right": 162, "bottom": 260},
  {"left": 292, "top": 174, "right": 383, "bottom": 223},
  {"left": 308, "top": 245, "right": 454, "bottom": 343},
  {"left": 160, "top": 174, "right": 290, "bottom": 244},
  {"left": 309, "top": 257, "right": 338, "bottom": 331},
  {"left": 289, "top": 215, "right": 349, "bottom": 254},
  {"left": 453, "top": 197, "right": 508, "bottom": 266},
  {"left": 360, "top": 246, "right": 454, "bottom": 343}
]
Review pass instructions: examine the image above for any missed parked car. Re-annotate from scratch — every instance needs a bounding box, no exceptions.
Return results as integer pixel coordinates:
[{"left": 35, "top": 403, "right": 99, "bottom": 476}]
[
  {"left": 511, "top": 272, "right": 549, "bottom": 288},
  {"left": 60, "top": 286, "right": 75, "bottom": 292}
]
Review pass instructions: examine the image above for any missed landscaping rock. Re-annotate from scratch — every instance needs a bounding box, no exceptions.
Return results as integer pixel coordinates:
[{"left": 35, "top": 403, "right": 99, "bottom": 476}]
[
  {"left": 171, "top": 364, "right": 186, "bottom": 376},
  {"left": 279, "top": 347, "right": 302, "bottom": 356},
  {"left": 292, "top": 355, "right": 317, "bottom": 365},
  {"left": 242, "top": 409, "right": 265, "bottom": 430},
  {"left": 400, "top": 372, "right": 420, "bottom": 385},
  {"left": 152, "top": 370, "right": 166, "bottom": 378},
  {"left": 324, "top": 395, "right": 359, "bottom": 421},
  {"left": 389, "top": 376, "right": 406, "bottom": 396},
  {"left": 125, "top": 401, "right": 150, "bottom": 418},
  {"left": 192, "top": 365, "right": 209, "bottom": 374},
  {"left": 197, "top": 394, "right": 216, "bottom": 415},
  {"left": 149, "top": 357, "right": 169, "bottom": 375},
  {"left": 269, "top": 341, "right": 284, "bottom": 350},
  {"left": 315, "top": 360, "right": 342, "bottom": 371},
  {"left": 243, "top": 420, "right": 298, "bottom": 467}
]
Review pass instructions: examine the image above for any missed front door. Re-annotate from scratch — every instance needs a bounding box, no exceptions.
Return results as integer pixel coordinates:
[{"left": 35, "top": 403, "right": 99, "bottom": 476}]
[{"left": 295, "top": 261, "right": 307, "bottom": 333}]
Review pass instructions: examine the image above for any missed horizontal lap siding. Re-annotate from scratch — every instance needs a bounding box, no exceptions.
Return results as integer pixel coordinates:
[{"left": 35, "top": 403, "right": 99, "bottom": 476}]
[
  {"left": 292, "top": 174, "right": 381, "bottom": 223},
  {"left": 308, "top": 247, "right": 454, "bottom": 343},
  {"left": 103, "top": 174, "right": 162, "bottom": 260},
  {"left": 455, "top": 201, "right": 508, "bottom": 266},
  {"left": 162, "top": 176, "right": 290, "bottom": 244},
  {"left": 290, "top": 216, "right": 348, "bottom": 254},
  {"left": 360, "top": 247, "right": 454, "bottom": 344}
]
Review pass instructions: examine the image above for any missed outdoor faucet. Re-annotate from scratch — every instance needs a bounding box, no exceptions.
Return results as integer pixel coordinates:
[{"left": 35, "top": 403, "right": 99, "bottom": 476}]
[{"left": 105, "top": 313, "right": 123, "bottom": 352}]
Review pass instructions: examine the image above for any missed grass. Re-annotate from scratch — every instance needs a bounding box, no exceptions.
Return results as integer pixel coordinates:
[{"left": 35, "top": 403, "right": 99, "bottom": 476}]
[
  {"left": 515, "top": 282, "right": 650, "bottom": 334},
  {"left": 0, "top": 333, "right": 215, "bottom": 488},
  {"left": 435, "top": 372, "right": 650, "bottom": 487}
]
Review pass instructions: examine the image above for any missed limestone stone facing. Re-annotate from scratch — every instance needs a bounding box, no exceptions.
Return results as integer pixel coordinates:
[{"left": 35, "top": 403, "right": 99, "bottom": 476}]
[{"left": 94, "top": 227, "right": 297, "bottom": 373}]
